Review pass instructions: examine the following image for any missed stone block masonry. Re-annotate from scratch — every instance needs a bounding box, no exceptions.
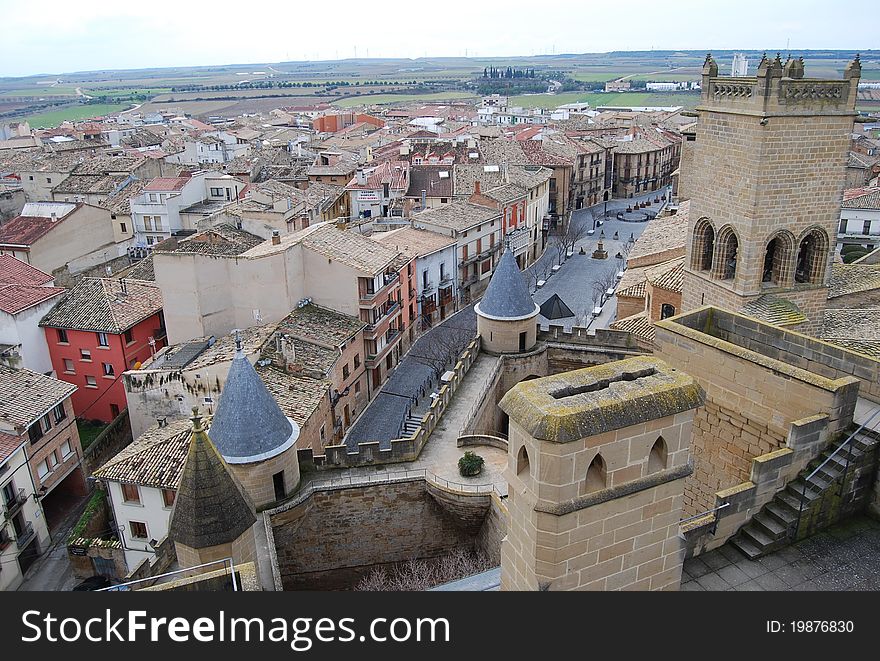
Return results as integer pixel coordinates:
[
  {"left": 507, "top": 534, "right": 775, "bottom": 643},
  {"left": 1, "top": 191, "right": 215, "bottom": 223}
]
[{"left": 267, "top": 478, "right": 495, "bottom": 590}]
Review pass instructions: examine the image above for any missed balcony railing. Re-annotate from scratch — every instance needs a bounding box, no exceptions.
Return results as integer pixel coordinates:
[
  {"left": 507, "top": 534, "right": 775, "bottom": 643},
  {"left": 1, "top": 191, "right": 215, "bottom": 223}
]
[
  {"left": 16, "top": 522, "right": 34, "bottom": 548},
  {"left": 365, "top": 301, "right": 401, "bottom": 332},
  {"left": 459, "top": 243, "right": 501, "bottom": 268},
  {"left": 3, "top": 488, "right": 26, "bottom": 519},
  {"left": 366, "top": 329, "right": 401, "bottom": 366},
  {"left": 359, "top": 272, "right": 400, "bottom": 302}
]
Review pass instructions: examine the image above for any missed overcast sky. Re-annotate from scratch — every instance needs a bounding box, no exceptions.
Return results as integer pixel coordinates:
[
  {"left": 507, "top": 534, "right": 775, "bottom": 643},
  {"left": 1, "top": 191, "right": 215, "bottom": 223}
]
[{"left": 1, "top": 0, "right": 873, "bottom": 78}]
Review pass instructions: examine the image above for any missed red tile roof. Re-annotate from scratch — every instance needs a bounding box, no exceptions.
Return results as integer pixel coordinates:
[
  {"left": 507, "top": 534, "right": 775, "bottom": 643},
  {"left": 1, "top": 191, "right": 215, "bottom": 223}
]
[
  {"left": 0, "top": 284, "right": 65, "bottom": 314},
  {"left": 145, "top": 177, "right": 191, "bottom": 192},
  {"left": 0, "top": 216, "right": 59, "bottom": 247},
  {"left": 0, "top": 255, "right": 53, "bottom": 286},
  {"left": 0, "top": 431, "right": 24, "bottom": 466}
]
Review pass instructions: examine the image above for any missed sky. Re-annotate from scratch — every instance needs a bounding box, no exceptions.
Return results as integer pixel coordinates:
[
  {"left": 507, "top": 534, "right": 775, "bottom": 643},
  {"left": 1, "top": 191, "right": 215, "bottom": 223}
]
[{"left": 0, "top": 0, "right": 874, "bottom": 78}]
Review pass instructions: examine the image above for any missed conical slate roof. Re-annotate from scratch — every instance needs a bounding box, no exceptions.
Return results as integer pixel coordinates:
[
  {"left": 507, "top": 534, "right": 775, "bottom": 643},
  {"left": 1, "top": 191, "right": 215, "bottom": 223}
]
[
  {"left": 169, "top": 411, "right": 256, "bottom": 549},
  {"left": 208, "top": 344, "right": 299, "bottom": 464},
  {"left": 475, "top": 249, "right": 539, "bottom": 320},
  {"left": 539, "top": 293, "right": 574, "bottom": 320}
]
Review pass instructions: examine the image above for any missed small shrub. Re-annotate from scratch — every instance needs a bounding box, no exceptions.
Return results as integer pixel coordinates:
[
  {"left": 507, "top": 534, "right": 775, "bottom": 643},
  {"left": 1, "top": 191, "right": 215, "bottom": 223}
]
[{"left": 458, "top": 451, "right": 484, "bottom": 477}]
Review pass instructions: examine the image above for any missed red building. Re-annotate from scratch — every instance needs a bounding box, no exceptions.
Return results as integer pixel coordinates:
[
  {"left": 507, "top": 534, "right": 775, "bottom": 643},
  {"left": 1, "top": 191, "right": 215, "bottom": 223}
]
[{"left": 39, "top": 278, "right": 165, "bottom": 423}]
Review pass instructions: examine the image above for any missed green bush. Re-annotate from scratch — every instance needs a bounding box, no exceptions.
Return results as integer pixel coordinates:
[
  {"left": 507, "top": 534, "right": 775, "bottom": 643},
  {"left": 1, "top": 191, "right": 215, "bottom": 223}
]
[
  {"left": 843, "top": 250, "right": 869, "bottom": 263},
  {"left": 458, "top": 451, "right": 485, "bottom": 477},
  {"left": 841, "top": 244, "right": 867, "bottom": 254}
]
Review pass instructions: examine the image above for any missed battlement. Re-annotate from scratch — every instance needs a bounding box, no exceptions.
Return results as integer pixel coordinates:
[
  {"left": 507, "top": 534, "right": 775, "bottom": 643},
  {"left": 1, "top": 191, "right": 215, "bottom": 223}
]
[
  {"left": 698, "top": 53, "right": 861, "bottom": 115},
  {"left": 499, "top": 356, "right": 705, "bottom": 443}
]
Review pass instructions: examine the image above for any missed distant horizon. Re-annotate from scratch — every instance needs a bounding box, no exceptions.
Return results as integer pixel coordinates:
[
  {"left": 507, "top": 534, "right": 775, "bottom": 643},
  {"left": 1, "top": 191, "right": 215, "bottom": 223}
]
[
  {"left": 3, "top": 48, "right": 874, "bottom": 82},
  {"left": 1, "top": 0, "right": 875, "bottom": 78}
]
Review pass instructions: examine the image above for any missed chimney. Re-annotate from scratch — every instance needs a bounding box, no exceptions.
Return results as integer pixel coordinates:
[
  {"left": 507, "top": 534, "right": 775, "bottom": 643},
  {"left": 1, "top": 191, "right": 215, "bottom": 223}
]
[
  {"left": 356, "top": 168, "right": 367, "bottom": 186},
  {"left": 474, "top": 180, "right": 481, "bottom": 195},
  {"left": 271, "top": 230, "right": 281, "bottom": 245},
  {"left": 50, "top": 212, "right": 58, "bottom": 222}
]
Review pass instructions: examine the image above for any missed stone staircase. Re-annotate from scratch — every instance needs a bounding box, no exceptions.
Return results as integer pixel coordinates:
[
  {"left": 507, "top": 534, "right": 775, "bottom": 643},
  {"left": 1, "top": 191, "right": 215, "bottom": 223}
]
[
  {"left": 401, "top": 414, "right": 422, "bottom": 437},
  {"left": 730, "top": 429, "right": 880, "bottom": 559}
]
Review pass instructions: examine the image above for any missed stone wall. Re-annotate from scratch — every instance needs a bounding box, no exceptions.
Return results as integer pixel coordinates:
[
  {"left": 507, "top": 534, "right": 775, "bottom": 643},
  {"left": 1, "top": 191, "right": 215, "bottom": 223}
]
[
  {"left": 656, "top": 308, "right": 861, "bottom": 515},
  {"left": 476, "top": 493, "right": 508, "bottom": 565},
  {"left": 267, "top": 478, "right": 494, "bottom": 590},
  {"left": 81, "top": 409, "right": 133, "bottom": 478}
]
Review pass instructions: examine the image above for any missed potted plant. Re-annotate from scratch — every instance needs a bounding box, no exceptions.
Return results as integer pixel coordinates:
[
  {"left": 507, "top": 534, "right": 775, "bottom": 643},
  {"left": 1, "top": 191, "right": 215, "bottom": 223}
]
[{"left": 458, "top": 451, "right": 485, "bottom": 477}]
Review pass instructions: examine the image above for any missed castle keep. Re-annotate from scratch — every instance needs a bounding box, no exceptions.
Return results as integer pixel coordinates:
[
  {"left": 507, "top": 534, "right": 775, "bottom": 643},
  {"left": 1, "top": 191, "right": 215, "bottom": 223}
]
[{"left": 682, "top": 54, "right": 861, "bottom": 330}]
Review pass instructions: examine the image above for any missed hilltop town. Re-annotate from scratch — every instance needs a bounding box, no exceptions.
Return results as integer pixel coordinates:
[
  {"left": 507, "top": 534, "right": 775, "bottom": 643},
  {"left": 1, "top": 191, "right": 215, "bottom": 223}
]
[{"left": 1, "top": 51, "right": 880, "bottom": 593}]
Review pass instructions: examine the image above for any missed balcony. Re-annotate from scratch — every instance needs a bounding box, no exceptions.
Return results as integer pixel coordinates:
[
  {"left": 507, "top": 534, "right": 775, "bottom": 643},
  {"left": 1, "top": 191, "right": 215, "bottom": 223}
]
[
  {"left": 439, "top": 286, "right": 454, "bottom": 306},
  {"left": 3, "top": 488, "right": 26, "bottom": 520},
  {"left": 459, "top": 243, "right": 501, "bottom": 268},
  {"left": 16, "top": 521, "right": 35, "bottom": 548},
  {"left": 364, "top": 301, "right": 401, "bottom": 338},
  {"left": 0, "top": 528, "right": 12, "bottom": 551},
  {"left": 358, "top": 272, "right": 400, "bottom": 303},
  {"left": 365, "top": 329, "right": 401, "bottom": 368}
]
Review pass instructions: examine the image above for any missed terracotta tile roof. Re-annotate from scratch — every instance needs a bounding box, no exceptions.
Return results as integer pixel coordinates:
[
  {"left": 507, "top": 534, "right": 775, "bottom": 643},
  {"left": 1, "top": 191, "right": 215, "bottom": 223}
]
[
  {"left": 842, "top": 186, "right": 880, "bottom": 209},
  {"left": 0, "top": 284, "right": 65, "bottom": 314},
  {"left": 374, "top": 226, "right": 456, "bottom": 259},
  {"left": 412, "top": 198, "right": 501, "bottom": 232},
  {"left": 93, "top": 417, "right": 190, "bottom": 489},
  {"left": 98, "top": 179, "right": 149, "bottom": 216},
  {"left": 0, "top": 203, "right": 82, "bottom": 247},
  {"left": 741, "top": 295, "right": 807, "bottom": 327},
  {"left": 299, "top": 224, "right": 401, "bottom": 274},
  {"left": 647, "top": 258, "right": 685, "bottom": 293},
  {"left": 39, "top": 277, "right": 163, "bottom": 333},
  {"left": 627, "top": 201, "right": 689, "bottom": 267},
  {"left": 821, "top": 309, "right": 880, "bottom": 358},
  {"left": 275, "top": 303, "right": 366, "bottom": 348},
  {"left": 0, "top": 431, "right": 24, "bottom": 465},
  {"left": 406, "top": 166, "right": 454, "bottom": 198},
  {"left": 0, "top": 365, "right": 76, "bottom": 428},
  {"left": 345, "top": 160, "right": 409, "bottom": 191},
  {"left": 155, "top": 225, "right": 263, "bottom": 257},
  {"left": 827, "top": 263, "right": 880, "bottom": 298},
  {"left": 617, "top": 280, "right": 646, "bottom": 299},
  {"left": 121, "top": 255, "right": 155, "bottom": 282},
  {"left": 452, "top": 163, "right": 551, "bottom": 196},
  {"left": 145, "top": 177, "right": 191, "bottom": 192},
  {"left": 610, "top": 310, "right": 655, "bottom": 344},
  {"left": 484, "top": 182, "right": 528, "bottom": 204},
  {"left": 257, "top": 365, "right": 329, "bottom": 427},
  {"left": 0, "top": 255, "right": 52, "bottom": 286},
  {"left": 847, "top": 152, "right": 878, "bottom": 169}
]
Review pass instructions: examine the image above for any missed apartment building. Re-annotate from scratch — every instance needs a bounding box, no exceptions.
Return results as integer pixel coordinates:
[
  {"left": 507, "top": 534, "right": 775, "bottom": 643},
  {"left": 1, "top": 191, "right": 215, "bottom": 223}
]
[
  {"left": 40, "top": 278, "right": 166, "bottom": 422},
  {"left": 411, "top": 199, "right": 503, "bottom": 300},
  {"left": 152, "top": 222, "right": 405, "bottom": 393},
  {"left": 345, "top": 161, "right": 410, "bottom": 219},
  {"left": 129, "top": 172, "right": 245, "bottom": 246},
  {"left": 0, "top": 366, "right": 84, "bottom": 548}
]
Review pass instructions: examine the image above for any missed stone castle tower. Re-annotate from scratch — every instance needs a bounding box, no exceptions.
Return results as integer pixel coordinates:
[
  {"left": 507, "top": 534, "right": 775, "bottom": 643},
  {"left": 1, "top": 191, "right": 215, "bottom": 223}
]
[
  {"left": 681, "top": 53, "right": 861, "bottom": 329},
  {"left": 498, "top": 357, "right": 704, "bottom": 591}
]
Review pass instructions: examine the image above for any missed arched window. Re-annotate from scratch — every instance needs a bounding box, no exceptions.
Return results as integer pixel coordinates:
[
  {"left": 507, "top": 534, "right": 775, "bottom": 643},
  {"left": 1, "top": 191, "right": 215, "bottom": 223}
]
[
  {"left": 713, "top": 227, "right": 738, "bottom": 281},
  {"left": 795, "top": 229, "right": 829, "bottom": 284},
  {"left": 762, "top": 232, "right": 795, "bottom": 286},
  {"left": 516, "top": 445, "right": 530, "bottom": 477},
  {"left": 660, "top": 303, "right": 676, "bottom": 319},
  {"left": 585, "top": 453, "right": 606, "bottom": 493},
  {"left": 691, "top": 218, "right": 715, "bottom": 271},
  {"left": 648, "top": 437, "right": 667, "bottom": 473}
]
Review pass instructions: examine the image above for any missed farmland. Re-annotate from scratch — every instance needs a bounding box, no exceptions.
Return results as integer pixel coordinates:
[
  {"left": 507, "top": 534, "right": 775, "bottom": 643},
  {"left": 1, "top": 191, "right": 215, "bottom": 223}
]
[
  {"left": 333, "top": 91, "right": 478, "bottom": 108},
  {"left": 506, "top": 91, "right": 701, "bottom": 110},
  {"left": 23, "top": 103, "right": 132, "bottom": 128}
]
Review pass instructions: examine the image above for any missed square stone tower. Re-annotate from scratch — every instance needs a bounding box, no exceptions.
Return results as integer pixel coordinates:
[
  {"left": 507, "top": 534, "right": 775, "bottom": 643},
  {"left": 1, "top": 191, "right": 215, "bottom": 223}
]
[
  {"left": 498, "top": 357, "right": 704, "bottom": 591},
  {"left": 681, "top": 53, "right": 861, "bottom": 330}
]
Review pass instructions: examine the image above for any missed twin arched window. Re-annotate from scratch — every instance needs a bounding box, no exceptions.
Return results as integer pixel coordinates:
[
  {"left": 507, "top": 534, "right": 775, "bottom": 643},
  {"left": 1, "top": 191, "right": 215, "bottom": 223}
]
[{"left": 583, "top": 437, "right": 668, "bottom": 493}]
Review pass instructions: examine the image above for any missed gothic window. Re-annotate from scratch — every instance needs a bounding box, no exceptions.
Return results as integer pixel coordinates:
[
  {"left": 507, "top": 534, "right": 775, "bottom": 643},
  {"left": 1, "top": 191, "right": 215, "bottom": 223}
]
[
  {"left": 648, "top": 437, "right": 667, "bottom": 473},
  {"left": 691, "top": 218, "right": 715, "bottom": 271},
  {"left": 516, "top": 445, "right": 530, "bottom": 477},
  {"left": 714, "top": 227, "right": 738, "bottom": 281},
  {"left": 795, "top": 229, "right": 829, "bottom": 284},
  {"left": 585, "top": 453, "right": 606, "bottom": 493},
  {"left": 761, "top": 232, "right": 795, "bottom": 286}
]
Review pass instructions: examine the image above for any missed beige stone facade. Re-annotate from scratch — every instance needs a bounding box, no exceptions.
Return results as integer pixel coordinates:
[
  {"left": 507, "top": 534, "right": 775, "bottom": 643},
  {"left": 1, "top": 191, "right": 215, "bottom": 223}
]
[
  {"left": 175, "top": 526, "right": 258, "bottom": 570},
  {"left": 476, "top": 310, "right": 538, "bottom": 354},
  {"left": 498, "top": 357, "right": 703, "bottom": 591},
  {"left": 229, "top": 443, "right": 301, "bottom": 509}
]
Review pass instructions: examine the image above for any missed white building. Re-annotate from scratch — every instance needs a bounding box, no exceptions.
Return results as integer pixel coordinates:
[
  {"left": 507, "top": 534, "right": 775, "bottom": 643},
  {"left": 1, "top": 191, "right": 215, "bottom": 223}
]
[
  {"left": 165, "top": 131, "right": 251, "bottom": 166},
  {"left": 0, "top": 256, "right": 64, "bottom": 374},
  {"left": 839, "top": 187, "right": 880, "bottom": 248},
  {"left": 1, "top": 438, "right": 51, "bottom": 591},
  {"left": 130, "top": 172, "right": 245, "bottom": 246},
  {"left": 731, "top": 53, "right": 749, "bottom": 77}
]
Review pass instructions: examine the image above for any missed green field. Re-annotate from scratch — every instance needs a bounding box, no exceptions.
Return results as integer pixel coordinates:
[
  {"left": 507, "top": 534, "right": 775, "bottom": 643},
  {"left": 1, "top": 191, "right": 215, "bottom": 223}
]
[
  {"left": 507, "top": 91, "right": 701, "bottom": 110},
  {"left": 570, "top": 73, "right": 622, "bottom": 82},
  {"left": 333, "top": 91, "right": 478, "bottom": 108},
  {"left": 627, "top": 72, "right": 701, "bottom": 82},
  {"left": 83, "top": 87, "right": 172, "bottom": 96},
  {"left": 0, "top": 86, "right": 78, "bottom": 97},
  {"left": 24, "top": 103, "right": 132, "bottom": 128}
]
